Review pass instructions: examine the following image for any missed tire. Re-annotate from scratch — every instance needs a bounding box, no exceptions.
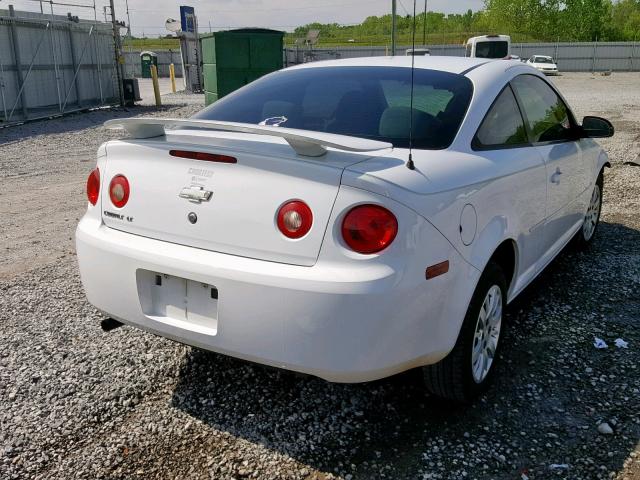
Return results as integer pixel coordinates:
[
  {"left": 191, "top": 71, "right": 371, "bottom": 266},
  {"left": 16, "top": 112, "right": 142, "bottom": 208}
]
[
  {"left": 423, "top": 261, "right": 507, "bottom": 403},
  {"left": 572, "top": 173, "right": 603, "bottom": 249}
]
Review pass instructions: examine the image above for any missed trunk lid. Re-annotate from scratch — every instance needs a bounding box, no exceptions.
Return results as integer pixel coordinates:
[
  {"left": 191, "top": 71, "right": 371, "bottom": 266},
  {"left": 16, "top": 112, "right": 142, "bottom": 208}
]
[{"left": 100, "top": 130, "right": 374, "bottom": 266}]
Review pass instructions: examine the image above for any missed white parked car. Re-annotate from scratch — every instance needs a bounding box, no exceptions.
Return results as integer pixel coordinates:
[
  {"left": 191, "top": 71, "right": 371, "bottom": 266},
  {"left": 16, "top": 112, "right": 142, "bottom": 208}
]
[
  {"left": 77, "top": 57, "right": 613, "bottom": 402},
  {"left": 527, "top": 55, "right": 559, "bottom": 75}
]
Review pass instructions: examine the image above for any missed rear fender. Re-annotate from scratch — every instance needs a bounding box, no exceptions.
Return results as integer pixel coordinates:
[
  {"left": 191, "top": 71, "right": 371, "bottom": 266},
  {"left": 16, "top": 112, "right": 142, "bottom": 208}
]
[{"left": 467, "top": 215, "right": 511, "bottom": 275}]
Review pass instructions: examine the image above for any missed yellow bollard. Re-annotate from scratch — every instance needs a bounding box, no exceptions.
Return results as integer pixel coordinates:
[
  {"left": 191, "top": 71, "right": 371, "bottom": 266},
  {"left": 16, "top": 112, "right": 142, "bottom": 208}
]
[
  {"left": 151, "top": 64, "right": 162, "bottom": 107},
  {"left": 169, "top": 63, "right": 176, "bottom": 93}
]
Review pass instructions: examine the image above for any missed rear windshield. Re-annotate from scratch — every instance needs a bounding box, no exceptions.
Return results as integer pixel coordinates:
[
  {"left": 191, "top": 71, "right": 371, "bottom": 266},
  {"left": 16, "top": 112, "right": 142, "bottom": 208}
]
[
  {"left": 192, "top": 66, "right": 473, "bottom": 150},
  {"left": 535, "top": 57, "right": 553, "bottom": 63},
  {"left": 475, "top": 41, "right": 508, "bottom": 59}
]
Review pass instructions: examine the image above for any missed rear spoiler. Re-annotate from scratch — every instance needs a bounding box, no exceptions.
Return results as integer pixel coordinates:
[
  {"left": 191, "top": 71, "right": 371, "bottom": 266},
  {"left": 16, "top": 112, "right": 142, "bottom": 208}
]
[{"left": 104, "top": 118, "right": 392, "bottom": 157}]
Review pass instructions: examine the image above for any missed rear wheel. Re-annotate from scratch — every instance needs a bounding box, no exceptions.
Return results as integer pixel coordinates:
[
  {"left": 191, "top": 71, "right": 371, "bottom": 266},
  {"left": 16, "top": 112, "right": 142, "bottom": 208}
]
[
  {"left": 573, "top": 174, "right": 603, "bottom": 249},
  {"left": 423, "top": 261, "right": 506, "bottom": 403}
]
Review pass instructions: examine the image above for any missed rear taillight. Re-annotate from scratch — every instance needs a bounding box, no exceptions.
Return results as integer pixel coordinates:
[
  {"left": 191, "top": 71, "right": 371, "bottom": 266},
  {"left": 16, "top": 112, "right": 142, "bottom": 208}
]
[
  {"left": 341, "top": 204, "right": 398, "bottom": 254},
  {"left": 277, "top": 200, "right": 313, "bottom": 239},
  {"left": 109, "top": 175, "right": 130, "bottom": 208},
  {"left": 86, "top": 167, "right": 100, "bottom": 206}
]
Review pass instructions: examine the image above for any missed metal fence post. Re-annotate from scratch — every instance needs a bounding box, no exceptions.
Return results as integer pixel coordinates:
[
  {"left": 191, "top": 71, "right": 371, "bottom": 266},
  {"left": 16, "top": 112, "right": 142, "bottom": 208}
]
[
  {"left": 94, "top": 30, "right": 104, "bottom": 104},
  {"left": 0, "top": 59, "right": 8, "bottom": 121},
  {"left": 8, "top": 5, "right": 28, "bottom": 120},
  {"left": 47, "top": 7, "right": 63, "bottom": 112},
  {"left": 67, "top": 24, "right": 82, "bottom": 110},
  {"left": 592, "top": 37, "right": 598, "bottom": 73}
]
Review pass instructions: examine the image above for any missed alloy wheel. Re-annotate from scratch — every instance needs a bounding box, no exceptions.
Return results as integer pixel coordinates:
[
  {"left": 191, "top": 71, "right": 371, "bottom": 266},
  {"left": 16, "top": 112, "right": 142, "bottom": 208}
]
[
  {"left": 582, "top": 184, "right": 601, "bottom": 241},
  {"left": 471, "top": 285, "right": 503, "bottom": 384}
]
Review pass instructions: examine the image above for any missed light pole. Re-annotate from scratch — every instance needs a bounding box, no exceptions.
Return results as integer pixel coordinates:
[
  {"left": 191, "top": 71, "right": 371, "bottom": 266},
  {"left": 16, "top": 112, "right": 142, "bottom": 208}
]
[
  {"left": 125, "top": 0, "right": 132, "bottom": 38},
  {"left": 108, "top": 0, "right": 125, "bottom": 106},
  {"left": 391, "top": 0, "right": 396, "bottom": 55},
  {"left": 423, "top": 0, "right": 427, "bottom": 46}
]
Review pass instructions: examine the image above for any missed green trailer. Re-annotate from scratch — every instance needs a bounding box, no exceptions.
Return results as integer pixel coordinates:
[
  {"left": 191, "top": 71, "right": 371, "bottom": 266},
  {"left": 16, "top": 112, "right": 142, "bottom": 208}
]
[{"left": 201, "top": 28, "right": 284, "bottom": 105}]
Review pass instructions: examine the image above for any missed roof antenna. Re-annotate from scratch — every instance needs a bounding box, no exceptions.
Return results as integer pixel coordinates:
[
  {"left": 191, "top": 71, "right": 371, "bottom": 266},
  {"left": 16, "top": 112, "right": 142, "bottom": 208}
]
[{"left": 406, "top": 0, "right": 417, "bottom": 170}]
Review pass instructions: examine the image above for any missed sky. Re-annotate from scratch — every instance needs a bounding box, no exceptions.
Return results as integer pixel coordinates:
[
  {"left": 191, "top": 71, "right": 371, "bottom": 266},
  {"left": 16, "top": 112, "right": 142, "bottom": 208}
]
[{"left": 5, "top": 0, "right": 484, "bottom": 36}]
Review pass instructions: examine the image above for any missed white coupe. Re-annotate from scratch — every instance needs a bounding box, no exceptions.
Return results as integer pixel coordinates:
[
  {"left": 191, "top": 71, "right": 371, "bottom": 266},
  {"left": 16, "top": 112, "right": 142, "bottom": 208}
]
[{"left": 77, "top": 57, "right": 613, "bottom": 402}]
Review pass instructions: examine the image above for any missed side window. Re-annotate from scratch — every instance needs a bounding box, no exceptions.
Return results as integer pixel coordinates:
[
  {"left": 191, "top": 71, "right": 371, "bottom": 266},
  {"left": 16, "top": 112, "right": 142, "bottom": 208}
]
[
  {"left": 511, "top": 75, "right": 573, "bottom": 143},
  {"left": 473, "top": 86, "right": 528, "bottom": 149}
]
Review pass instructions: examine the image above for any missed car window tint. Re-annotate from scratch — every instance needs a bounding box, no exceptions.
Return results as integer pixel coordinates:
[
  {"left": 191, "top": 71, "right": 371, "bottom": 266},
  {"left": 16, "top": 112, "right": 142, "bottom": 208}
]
[
  {"left": 473, "top": 86, "right": 528, "bottom": 148},
  {"left": 380, "top": 81, "right": 453, "bottom": 117},
  {"left": 511, "top": 75, "right": 573, "bottom": 143},
  {"left": 301, "top": 80, "right": 361, "bottom": 120},
  {"left": 192, "top": 66, "right": 473, "bottom": 150}
]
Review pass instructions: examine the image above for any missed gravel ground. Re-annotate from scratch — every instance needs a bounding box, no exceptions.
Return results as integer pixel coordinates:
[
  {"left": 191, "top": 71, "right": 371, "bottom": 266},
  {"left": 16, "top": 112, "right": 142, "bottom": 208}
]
[{"left": 1, "top": 73, "right": 639, "bottom": 480}]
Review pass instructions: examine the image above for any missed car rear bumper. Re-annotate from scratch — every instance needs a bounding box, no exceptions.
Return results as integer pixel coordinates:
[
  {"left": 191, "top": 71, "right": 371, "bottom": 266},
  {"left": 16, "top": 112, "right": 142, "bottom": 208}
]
[{"left": 76, "top": 216, "right": 479, "bottom": 382}]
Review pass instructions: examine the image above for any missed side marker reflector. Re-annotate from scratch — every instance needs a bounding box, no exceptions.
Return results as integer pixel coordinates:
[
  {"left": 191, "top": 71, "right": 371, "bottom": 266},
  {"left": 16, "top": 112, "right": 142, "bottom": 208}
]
[{"left": 426, "top": 260, "right": 449, "bottom": 280}]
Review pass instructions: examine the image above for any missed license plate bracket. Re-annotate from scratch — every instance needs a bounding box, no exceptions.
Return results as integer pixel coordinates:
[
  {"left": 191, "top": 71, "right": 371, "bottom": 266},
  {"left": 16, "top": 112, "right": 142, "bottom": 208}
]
[{"left": 136, "top": 270, "right": 218, "bottom": 336}]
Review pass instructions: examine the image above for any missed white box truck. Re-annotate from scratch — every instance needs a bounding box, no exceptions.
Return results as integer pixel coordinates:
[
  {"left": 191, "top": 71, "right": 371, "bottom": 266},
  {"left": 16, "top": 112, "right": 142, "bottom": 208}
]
[{"left": 465, "top": 35, "right": 511, "bottom": 59}]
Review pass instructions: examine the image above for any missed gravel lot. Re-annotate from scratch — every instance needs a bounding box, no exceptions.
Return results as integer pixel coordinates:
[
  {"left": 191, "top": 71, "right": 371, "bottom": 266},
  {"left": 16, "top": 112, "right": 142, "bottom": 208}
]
[{"left": 1, "top": 73, "right": 639, "bottom": 480}]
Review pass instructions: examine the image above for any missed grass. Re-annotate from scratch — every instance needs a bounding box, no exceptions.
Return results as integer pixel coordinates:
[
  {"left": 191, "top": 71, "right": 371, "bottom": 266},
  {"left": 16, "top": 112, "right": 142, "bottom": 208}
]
[
  {"left": 125, "top": 38, "right": 180, "bottom": 51},
  {"left": 125, "top": 31, "right": 543, "bottom": 52},
  {"left": 283, "top": 32, "right": 543, "bottom": 47}
]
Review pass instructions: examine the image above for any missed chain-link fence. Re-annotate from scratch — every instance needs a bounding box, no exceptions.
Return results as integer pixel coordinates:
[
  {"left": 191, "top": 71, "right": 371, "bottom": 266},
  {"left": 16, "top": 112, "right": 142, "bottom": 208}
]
[{"left": 285, "top": 41, "right": 640, "bottom": 72}]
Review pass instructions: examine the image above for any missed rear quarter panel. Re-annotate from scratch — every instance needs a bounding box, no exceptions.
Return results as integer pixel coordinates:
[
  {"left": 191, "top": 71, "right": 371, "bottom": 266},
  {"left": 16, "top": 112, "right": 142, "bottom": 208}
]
[{"left": 343, "top": 63, "right": 550, "bottom": 299}]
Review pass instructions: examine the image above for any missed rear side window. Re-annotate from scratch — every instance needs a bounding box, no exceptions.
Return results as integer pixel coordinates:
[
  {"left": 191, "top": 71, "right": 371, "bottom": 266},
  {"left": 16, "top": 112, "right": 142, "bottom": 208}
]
[
  {"left": 192, "top": 66, "right": 473, "bottom": 150},
  {"left": 473, "top": 86, "right": 528, "bottom": 149},
  {"left": 511, "top": 75, "right": 573, "bottom": 143}
]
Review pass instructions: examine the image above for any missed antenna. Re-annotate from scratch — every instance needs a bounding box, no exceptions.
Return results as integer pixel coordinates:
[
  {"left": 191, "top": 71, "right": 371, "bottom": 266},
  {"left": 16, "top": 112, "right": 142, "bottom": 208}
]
[{"left": 406, "top": 0, "right": 417, "bottom": 170}]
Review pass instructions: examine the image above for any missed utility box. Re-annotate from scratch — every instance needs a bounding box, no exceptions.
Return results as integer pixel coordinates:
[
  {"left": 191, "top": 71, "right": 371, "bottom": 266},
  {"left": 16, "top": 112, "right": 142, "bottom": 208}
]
[
  {"left": 140, "top": 51, "right": 158, "bottom": 78},
  {"left": 201, "top": 28, "right": 284, "bottom": 105},
  {"left": 122, "top": 78, "right": 142, "bottom": 106}
]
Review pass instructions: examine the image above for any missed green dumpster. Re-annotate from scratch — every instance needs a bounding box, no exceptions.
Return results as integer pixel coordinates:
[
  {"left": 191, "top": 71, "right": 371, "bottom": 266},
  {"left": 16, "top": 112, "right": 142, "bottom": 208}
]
[
  {"left": 140, "top": 51, "right": 158, "bottom": 79},
  {"left": 201, "top": 28, "right": 284, "bottom": 105}
]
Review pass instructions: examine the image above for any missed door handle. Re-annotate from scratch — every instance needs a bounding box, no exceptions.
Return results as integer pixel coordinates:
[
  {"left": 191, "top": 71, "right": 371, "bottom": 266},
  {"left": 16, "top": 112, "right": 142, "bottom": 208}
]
[{"left": 550, "top": 168, "right": 563, "bottom": 184}]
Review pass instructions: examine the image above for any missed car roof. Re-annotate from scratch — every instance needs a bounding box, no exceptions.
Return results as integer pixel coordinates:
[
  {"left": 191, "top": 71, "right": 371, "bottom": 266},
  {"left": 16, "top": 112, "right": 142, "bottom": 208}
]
[
  {"left": 533, "top": 55, "right": 553, "bottom": 59},
  {"left": 287, "top": 55, "right": 491, "bottom": 75}
]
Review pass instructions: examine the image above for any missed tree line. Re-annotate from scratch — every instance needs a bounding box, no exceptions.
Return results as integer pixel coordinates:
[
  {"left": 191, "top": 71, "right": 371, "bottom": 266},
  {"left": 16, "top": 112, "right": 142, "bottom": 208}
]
[{"left": 290, "top": 0, "right": 640, "bottom": 44}]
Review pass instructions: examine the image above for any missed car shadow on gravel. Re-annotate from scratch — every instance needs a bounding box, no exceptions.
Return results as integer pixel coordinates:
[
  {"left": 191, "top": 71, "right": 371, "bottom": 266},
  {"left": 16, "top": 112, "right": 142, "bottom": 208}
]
[
  {"left": 170, "top": 221, "right": 639, "bottom": 479},
  {"left": 0, "top": 104, "right": 190, "bottom": 145}
]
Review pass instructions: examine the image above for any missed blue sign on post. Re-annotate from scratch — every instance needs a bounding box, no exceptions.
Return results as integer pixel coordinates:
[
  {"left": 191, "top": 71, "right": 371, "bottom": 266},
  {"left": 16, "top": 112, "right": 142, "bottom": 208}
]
[{"left": 180, "top": 6, "right": 195, "bottom": 33}]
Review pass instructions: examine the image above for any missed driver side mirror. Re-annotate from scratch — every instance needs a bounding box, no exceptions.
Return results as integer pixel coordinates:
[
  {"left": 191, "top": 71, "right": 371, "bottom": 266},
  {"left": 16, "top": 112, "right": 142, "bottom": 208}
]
[{"left": 581, "top": 116, "right": 614, "bottom": 138}]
